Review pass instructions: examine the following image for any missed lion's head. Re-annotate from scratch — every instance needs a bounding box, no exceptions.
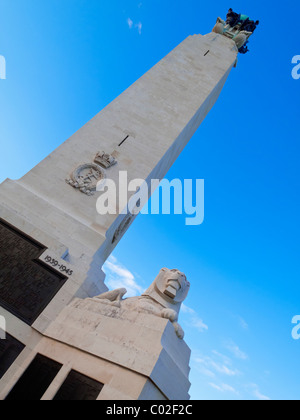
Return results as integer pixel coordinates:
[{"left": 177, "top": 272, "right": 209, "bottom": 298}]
[{"left": 142, "top": 268, "right": 190, "bottom": 313}]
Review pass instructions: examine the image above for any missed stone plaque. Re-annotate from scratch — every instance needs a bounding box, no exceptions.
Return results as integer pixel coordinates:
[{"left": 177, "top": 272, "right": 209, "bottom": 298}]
[{"left": 0, "top": 219, "right": 68, "bottom": 325}]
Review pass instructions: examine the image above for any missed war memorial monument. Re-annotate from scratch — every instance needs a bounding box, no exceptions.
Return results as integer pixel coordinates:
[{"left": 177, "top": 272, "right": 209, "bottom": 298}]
[{"left": 0, "top": 10, "right": 258, "bottom": 400}]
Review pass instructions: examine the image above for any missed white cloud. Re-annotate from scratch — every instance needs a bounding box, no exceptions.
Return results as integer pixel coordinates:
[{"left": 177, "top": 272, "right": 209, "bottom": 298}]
[
  {"left": 181, "top": 304, "right": 194, "bottom": 315},
  {"left": 127, "top": 18, "right": 143, "bottom": 35},
  {"left": 211, "top": 351, "right": 232, "bottom": 366},
  {"left": 210, "top": 361, "right": 240, "bottom": 377},
  {"left": 238, "top": 316, "right": 249, "bottom": 330},
  {"left": 103, "top": 256, "right": 144, "bottom": 297},
  {"left": 127, "top": 18, "right": 133, "bottom": 29},
  {"left": 209, "top": 382, "right": 238, "bottom": 395},
  {"left": 195, "top": 365, "right": 216, "bottom": 378},
  {"left": 193, "top": 357, "right": 215, "bottom": 378},
  {"left": 181, "top": 304, "right": 208, "bottom": 333},
  {"left": 191, "top": 318, "right": 209, "bottom": 332},
  {"left": 193, "top": 354, "right": 240, "bottom": 377},
  {"left": 249, "top": 384, "right": 271, "bottom": 401},
  {"left": 225, "top": 341, "right": 248, "bottom": 361},
  {"left": 135, "top": 22, "right": 143, "bottom": 35},
  {"left": 193, "top": 346, "right": 270, "bottom": 400}
]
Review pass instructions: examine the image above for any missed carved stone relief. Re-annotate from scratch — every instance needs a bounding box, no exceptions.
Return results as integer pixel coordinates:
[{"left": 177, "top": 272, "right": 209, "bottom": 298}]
[
  {"left": 94, "top": 151, "right": 117, "bottom": 169},
  {"left": 66, "top": 152, "right": 117, "bottom": 196},
  {"left": 91, "top": 268, "right": 190, "bottom": 339},
  {"left": 66, "top": 163, "right": 105, "bottom": 196}
]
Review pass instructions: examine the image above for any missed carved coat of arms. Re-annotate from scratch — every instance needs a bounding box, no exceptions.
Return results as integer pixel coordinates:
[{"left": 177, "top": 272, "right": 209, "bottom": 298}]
[
  {"left": 66, "top": 163, "right": 105, "bottom": 196},
  {"left": 66, "top": 152, "right": 117, "bottom": 196},
  {"left": 94, "top": 151, "right": 117, "bottom": 169}
]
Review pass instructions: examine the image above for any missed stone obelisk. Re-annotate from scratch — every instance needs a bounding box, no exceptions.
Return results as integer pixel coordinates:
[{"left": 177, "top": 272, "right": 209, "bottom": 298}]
[{"left": 0, "top": 28, "right": 238, "bottom": 400}]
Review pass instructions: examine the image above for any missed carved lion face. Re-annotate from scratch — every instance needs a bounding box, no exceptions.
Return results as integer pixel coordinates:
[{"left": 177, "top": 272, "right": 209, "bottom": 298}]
[{"left": 155, "top": 268, "right": 190, "bottom": 303}]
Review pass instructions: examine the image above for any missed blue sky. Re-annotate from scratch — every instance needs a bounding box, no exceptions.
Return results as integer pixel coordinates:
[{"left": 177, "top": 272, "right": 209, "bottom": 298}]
[{"left": 0, "top": 0, "right": 300, "bottom": 400}]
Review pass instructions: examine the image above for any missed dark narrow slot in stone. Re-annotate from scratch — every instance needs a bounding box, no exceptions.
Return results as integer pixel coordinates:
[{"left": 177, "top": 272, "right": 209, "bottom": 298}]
[
  {"left": 5, "top": 354, "right": 62, "bottom": 400},
  {"left": 118, "top": 135, "right": 130, "bottom": 147},
  {"left": 53, "top": 370, "right": 104, "bottom": 401},
  {"left": 0, "top": 333, "right": 25, "bottom": 380}
]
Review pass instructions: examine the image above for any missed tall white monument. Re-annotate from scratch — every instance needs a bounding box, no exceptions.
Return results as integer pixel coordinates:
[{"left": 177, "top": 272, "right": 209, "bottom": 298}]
[{"left": 0, "top": 13, "right": 255, "bottom": 399}]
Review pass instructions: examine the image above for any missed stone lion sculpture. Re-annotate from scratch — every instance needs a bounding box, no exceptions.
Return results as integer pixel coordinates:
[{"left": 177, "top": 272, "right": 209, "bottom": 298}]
[{"left": 93, "top": 268, "right": 190, "bottom": 339}]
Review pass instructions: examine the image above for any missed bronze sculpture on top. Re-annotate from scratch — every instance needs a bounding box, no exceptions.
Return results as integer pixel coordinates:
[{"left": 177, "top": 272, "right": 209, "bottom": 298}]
[{"left": 213, "top": 8, "right": 259, "bottom": 54}]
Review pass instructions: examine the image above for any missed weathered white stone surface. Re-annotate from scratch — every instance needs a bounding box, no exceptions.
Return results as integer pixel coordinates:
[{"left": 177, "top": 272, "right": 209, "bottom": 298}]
[
  {"left": 43, "top": 297, "right": 191, "bottom": 400},
  {"left": 94, "top": 268, "right": 190, "bottom": 339},
  {"left": 38, "top": 267, "right": 192, "bottom": 400},
  {"left": 0, "top": 32, "right": 238, "bottom": 400}
]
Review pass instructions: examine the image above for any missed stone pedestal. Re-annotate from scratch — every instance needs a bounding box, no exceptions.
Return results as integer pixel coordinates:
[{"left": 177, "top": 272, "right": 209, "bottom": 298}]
[{"left": 40, "top": 298, "right": 191, "bottom": 400}]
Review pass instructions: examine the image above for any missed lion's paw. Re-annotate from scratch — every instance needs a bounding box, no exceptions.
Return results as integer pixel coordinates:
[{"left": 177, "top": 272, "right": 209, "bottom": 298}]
[
  {"left": 161, "top": 308, "right": 178, "bottom": 322},
  {"left": 173, "top": 322, "right": 185, "bottom": 339}
]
